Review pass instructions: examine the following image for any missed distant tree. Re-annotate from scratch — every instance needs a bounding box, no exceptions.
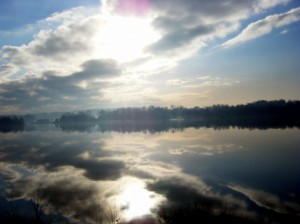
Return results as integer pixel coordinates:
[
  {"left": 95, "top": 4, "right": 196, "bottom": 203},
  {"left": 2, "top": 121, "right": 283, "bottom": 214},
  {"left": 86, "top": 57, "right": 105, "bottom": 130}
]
[
  {"left": 58, "top": 112, "right": 96, "bottom": 124},
  {"left": 23, "top": 114, "right": 36, "bottom": 123},
  {"left": 57, "top": 100, "right": 300, "bottom": 124},
  {"left": 0, "top": 116, "right": 24, "bottom": 132},
  {"left": 0, "top": 116, "right": 24, "bottom": 125}
]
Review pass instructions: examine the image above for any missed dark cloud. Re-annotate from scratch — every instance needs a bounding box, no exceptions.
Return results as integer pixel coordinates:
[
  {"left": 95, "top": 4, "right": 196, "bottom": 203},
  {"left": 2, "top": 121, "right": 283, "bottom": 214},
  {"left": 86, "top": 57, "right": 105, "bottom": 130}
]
[
  {"left": 147, "top": 176, "right": 249, "bottom": 222},
  {"left": 148, "top": 177, "right": 218, "bottom": 206},
  {"left": 151, "top": 0, "right": 259, "bottom": 20},
  {"left": 72, "top": 59, "right": 120, "bottom": 81},
  {"left": 147, "top": 24, "right": 215, "bottom": 53},
  {"left": 0, "top": 59, "right": 120, "bottom": 113},
  {"left": 31, "top": 34, "right": 87, "bottom": 58},
  {"left": 75, "top": 159, "right": 125, "bottom": 180},
  {"left": 44, "top": 180, "right": 102, "bottom": 221},
  {"left": 126, "top": 169, "right": 156, "bottom": 180}
]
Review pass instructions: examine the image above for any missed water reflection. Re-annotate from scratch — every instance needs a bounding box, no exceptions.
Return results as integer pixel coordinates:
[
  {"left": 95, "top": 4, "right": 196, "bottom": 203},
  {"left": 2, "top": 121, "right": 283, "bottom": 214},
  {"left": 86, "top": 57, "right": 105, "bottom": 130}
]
[
  {"left": 0, "top": 126, "right": 300, "bottom": 223},
  {"left": 1, "top": 116, "right": 300, "bottom": 134},
  {"left": 60, "top": 117, "right": 300, "bottom": 132},
  {"left": 113, "top": 177, "right": 163, "bottom": 221}
]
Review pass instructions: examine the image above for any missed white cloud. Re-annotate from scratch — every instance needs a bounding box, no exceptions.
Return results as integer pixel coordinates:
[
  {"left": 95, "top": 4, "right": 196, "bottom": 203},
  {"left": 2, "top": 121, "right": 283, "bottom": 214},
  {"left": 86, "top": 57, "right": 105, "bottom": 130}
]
[
  {"left": 0, "top": 64, "right": 18, "bottom": 81},
  {"left": 222, "top": 7, "right": 300, "bottom": 48},
  {"left": 166, "top": 79, "right": 188, "bottom": 86},
  {"left": 1, "top": 8, "right": 103, "bottom": 81},
  {"left": 166, "top": 76, "right": 239, "bottom": 88},
  {"left": 254, "top": 0, "right": 290, "bottom": 12}
]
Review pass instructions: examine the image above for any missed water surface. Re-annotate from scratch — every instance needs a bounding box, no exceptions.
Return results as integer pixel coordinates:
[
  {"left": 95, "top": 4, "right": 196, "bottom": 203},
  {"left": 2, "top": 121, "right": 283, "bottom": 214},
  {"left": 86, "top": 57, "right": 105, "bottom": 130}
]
[{"left": 0, "top": 124, "right": 299, "bottom": 223}]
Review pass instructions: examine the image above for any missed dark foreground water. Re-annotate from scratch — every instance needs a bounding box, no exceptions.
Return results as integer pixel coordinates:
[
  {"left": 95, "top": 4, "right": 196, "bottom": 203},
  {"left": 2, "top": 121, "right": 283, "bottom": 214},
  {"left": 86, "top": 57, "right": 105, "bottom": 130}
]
[{"left": 0, "top": 123, "right": 300, "bottom": 223}]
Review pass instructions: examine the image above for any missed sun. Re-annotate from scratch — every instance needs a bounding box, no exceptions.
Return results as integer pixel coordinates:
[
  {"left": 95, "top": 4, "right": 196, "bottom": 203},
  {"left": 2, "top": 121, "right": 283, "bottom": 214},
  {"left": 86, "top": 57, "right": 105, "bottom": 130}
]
[{"left": 95, "top": 14, "right": 160, "bottom": 62}]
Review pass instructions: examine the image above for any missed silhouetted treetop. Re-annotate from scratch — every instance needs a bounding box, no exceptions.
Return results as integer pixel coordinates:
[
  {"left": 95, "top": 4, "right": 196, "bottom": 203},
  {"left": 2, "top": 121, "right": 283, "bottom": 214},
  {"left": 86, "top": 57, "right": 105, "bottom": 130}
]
[
  {"left": 57, "top": 111, "right": 96, "bottom": 123},
  {"left": 55, "top": 100, "right": 300, "bottom": 124},
  {"left": 0, "top": 116, "right": 24, "bottom": 132},
  {"left": 0, "top": 116, "right": 24, "bottom": 125}
]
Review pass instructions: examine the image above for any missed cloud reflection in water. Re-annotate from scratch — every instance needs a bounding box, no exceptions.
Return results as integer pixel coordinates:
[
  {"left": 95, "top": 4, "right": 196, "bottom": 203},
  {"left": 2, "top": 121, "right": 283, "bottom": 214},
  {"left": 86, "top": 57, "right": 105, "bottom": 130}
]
[{"left": 0, "top": 127, "right": 300, "bottom": 223}]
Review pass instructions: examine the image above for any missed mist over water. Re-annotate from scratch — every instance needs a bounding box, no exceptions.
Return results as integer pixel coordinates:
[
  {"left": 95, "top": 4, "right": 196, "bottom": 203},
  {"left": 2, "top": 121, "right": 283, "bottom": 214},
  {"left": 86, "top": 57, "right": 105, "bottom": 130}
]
[{"left": 0, "top": 124, "right": 300, "bottom": 223}]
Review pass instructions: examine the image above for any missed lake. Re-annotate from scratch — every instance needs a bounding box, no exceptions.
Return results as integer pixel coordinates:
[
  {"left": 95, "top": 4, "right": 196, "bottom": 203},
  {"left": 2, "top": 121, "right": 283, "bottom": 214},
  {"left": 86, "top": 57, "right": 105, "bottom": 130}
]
[{"left": 0, "top": 124, "right": 300, "bottom": 223}]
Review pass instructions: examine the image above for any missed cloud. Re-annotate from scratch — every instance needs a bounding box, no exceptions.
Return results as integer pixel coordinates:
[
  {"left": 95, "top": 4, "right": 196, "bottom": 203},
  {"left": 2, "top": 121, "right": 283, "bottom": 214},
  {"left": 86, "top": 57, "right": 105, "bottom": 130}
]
[
  {"left": 222, "top": 7, "right": 300, "bottom": 48},
  {"left": 150, "top": 0, "right": 284, "bottom": 22},
  {"left": 0, "top": 64, "right": 18, "bottom": 81},
  {"left": 229, "top": 184, "right": 300, "bottom": 214},
  {"left": 4, "top": 173, "right": 105, "bottom": 222},
  {"left": 145, "top": 0, "right": 290, "bottom": 55},
  {"left": 71, "top": 59, "right": 120, "bottom": 81},
  {"left": 147, "top": 176, "right": 247, "bottom": 215},
  {"left": 0, "top": 59, "right": 120, "bottom": 113},
  {"left": 1, "top": 13, "right": 102, "bottom": 70},
  {"left": 166, "top": 79, "right": 188, "bottom": 86},
  {"left": 148, "top": 178, "right": 213, "bottom": 205},
  {"left": 254, "top": 0, "right": 290, "bottom": 12},
  {"left": 147, "top": 23, "right": 215, "bottom": 53},
  {"left": 0, "top": 129, "right": 125, "bottom": 181},
  {"left": 166, "top": 76, "right": 239, "bottom": 88}
]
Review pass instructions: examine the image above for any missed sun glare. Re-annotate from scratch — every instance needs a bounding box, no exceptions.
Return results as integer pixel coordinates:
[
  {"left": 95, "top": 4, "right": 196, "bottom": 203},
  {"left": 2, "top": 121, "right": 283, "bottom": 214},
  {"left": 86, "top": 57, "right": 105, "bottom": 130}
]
[
  {"left": 96, "top": 15, "right": 160, "bottom": 62},
  {"left": 117, "top": 179, "right": 161, "bottom": 220}
]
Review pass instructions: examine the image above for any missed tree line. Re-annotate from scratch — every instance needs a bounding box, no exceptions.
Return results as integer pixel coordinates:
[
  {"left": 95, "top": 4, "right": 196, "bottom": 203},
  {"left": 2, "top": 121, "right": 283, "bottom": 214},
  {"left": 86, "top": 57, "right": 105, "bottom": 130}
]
[
  {"left": 56, "top": 100, "right": 300, "bottom": 123},
  {"left": 0, "top": 116, "right": 24, "bottom": 125},
  {"left": 0, "top": 116, "right": 24, "bottom": 132},
  {"left": 1, "top": 100, "right": 299, "bottom": 126}
]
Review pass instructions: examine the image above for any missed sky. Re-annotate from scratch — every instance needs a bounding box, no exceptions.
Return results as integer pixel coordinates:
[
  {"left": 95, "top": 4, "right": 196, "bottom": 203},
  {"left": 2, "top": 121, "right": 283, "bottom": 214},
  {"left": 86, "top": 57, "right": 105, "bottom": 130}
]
[{"left": 0, "top": 0, "right": 300, "bottom": 114}]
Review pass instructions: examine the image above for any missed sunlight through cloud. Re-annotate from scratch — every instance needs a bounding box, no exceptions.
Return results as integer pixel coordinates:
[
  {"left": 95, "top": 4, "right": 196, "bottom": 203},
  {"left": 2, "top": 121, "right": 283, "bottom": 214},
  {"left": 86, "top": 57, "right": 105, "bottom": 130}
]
[{"left": 95, "top": 15, "right": 160, "bottom": 62}]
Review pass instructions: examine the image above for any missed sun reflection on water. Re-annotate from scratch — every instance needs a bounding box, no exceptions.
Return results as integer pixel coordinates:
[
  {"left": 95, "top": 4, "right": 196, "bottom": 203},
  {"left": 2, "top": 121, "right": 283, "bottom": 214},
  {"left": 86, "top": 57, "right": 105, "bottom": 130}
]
[{"left": 116, "top": 179, "right": 163, "bottom": 221}]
